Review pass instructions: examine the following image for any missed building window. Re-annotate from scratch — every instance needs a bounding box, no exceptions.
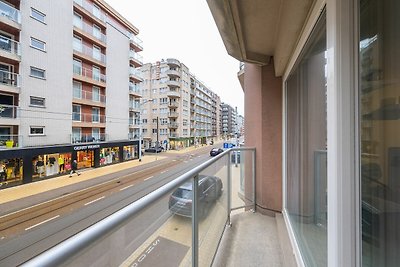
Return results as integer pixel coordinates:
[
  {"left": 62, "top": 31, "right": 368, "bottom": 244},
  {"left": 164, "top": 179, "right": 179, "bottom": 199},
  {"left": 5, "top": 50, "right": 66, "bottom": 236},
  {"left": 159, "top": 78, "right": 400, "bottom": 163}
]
[
  {"left": 285, "top": 10, "right": 327, "bottom": 266},
  {"left": 92, "top": 66, "right": 100, "bottom": 81},
  {"left": 72, "top": 105, "right": 81, "bottom": 121},
  {"left": 73, "top": 35, "right": 82, "bottom": 52},
  {"left": 92, "top": 108, "right": 100, "bottom": 123},
  {"left": 93, "top": 24, "right": 102, "bottom": 40},
  {"left": 30, "top": 67, "right": 46, "bottom": 79},
  {"left": 31, "top": 8, "right": 46, "bottom": 23},
  {"left": 73, "top": 81, "right": 82, "bottom": 99},
  {"left": 92, "top": 86, "right": 100, "bottom": 102},
  {"left": 93, "top": 4, "right": 102, "bottom": 20},
  {"left": 93, "top": 45, "right": 101, "bottom": 61},
  {"left": 30, "top": 37, "right": 46, "bottom": 51},
  {"left": 152, "top": 129, "right": 157, "bottom": 134},
  {"left": 30, "top": 126, "right": 44, "bottom": 135},
  {"left": 73, "top": 12, "right": 82, "bottom": 29},
  {"left": 92, "top": 128, "right": 100, "bottom": 140},
  {"left": 30, "top": 96, "right": 45, "bottom": 107},
  {"left": 73, "top": 59, "right": 82, "bottom": 75}
]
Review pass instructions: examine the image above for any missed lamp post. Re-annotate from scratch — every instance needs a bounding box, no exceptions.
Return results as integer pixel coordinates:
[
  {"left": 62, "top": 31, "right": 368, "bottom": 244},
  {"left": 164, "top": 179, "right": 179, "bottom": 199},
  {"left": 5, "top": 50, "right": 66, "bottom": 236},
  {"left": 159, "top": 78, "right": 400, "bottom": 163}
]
[{"left": 138, "top": 99, "right": 153, "bottom": 162}]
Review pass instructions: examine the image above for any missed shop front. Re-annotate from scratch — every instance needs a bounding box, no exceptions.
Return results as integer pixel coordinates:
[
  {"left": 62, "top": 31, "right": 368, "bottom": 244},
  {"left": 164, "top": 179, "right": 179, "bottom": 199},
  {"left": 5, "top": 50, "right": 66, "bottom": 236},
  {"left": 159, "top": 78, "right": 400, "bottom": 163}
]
[{"left": 0, "top": 140, "right": 139, "bottom": 186}]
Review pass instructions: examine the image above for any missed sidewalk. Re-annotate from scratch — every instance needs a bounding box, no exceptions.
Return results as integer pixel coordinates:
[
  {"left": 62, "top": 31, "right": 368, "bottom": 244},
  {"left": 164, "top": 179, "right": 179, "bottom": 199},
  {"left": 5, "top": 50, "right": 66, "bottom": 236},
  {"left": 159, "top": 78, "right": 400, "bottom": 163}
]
[{"left": 0, "top": 144, "right": 213, "bottom": 205}]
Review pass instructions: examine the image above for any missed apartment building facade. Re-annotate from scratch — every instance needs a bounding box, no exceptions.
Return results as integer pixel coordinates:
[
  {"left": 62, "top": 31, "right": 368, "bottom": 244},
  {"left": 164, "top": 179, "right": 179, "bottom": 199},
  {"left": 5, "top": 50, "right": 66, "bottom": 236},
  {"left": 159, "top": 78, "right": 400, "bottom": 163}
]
[
  {"left": 220, "top": 102, "right": 237, "bottom": 138},
  {"left": 0, "top": 0, "right": 143, "bottom": 185},
  {"left": 139, "top": 59, "right": 221, "bottom": 150}
]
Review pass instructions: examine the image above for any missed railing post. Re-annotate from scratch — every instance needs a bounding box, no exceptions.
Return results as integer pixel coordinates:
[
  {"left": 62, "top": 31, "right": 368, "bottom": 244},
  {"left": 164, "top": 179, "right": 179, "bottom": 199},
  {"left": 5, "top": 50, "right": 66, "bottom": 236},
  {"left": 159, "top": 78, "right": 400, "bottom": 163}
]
[
  {"left": 227, "top": 150, "right": 232, "bottom": 226},
  {"left": 192, "top": 174, "right": 199, "bottom": 267},
  {"left": 252, "top": 149, "right": 256, "bottom": 212}
]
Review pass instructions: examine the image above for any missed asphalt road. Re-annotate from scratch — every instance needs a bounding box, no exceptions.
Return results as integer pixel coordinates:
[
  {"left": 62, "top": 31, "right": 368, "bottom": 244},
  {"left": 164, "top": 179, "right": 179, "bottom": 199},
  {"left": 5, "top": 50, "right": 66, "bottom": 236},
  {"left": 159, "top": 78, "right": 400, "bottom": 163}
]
[{"left": 0, "top": 146, "right": 218, "bottom": 266}]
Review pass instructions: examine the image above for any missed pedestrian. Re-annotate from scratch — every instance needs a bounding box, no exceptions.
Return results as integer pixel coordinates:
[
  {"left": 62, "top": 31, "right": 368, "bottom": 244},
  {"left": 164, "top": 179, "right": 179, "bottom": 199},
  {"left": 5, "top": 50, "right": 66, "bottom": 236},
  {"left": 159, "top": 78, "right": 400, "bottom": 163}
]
[{"left": 69, "top": 159, "right": 81, "bottom": 177}]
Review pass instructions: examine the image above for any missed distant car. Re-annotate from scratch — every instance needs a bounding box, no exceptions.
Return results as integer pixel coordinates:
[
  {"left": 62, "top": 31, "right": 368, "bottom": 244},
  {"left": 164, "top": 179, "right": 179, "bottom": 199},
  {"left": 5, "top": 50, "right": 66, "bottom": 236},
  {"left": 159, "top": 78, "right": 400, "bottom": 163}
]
[
  {"left": 144, "top": 147, "right": 163, "bottom": 153},
  {"left": 168, "top": 175, "right": 223, "bottom": 218},
  {"left": 210, "top": 148, "right": 224, "bottom": 156}
]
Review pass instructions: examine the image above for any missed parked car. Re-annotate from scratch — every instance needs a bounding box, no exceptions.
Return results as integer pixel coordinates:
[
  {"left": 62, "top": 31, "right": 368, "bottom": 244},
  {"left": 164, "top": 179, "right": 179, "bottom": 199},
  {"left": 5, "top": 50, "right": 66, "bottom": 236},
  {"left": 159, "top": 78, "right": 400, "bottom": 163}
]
[
  {"left": 168, "top": 175, "right": 223, "bottom": 218},
  {"left": 210, "top": 148, "right": 224, "bottom": 156},
  {"left": 144, "top": 146, "right": 163, "bottom": 153}
]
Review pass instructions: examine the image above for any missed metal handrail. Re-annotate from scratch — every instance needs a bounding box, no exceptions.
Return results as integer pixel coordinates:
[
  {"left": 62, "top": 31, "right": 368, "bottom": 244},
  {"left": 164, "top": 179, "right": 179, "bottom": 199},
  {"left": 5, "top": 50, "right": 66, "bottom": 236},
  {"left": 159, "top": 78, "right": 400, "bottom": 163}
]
[{"left": 22, "top": 147, "right": 256, "bottom": 267}]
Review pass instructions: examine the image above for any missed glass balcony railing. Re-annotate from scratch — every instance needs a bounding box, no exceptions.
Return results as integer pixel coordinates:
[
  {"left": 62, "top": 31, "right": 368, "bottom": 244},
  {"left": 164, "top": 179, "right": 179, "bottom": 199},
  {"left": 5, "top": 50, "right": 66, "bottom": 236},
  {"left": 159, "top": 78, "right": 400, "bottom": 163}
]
[
  {"left": 128, "top": 33, "right": 143, "bottom": 51},
  {"left": 129, "top": 102, "right": 141, "bottom": 110},
  {"left": 23, "top": 148, "right": 256, "bottom": 266},
  {"left": 0, "top": 104, "right": 17, "bottom": 118},
  {"left": 72, "top": 112, "right": 105, "bottom": 123},
  {"left": 73, "top": 65, "right": 106, "bottom": 83},
  {"left": 73, "top": 43, "right": 106, "bottom": 64},
  {"left": 0, "top": 1, "right": 21, "bottom": 24},
  {"left": 70, "top": 133, "right": 107, "bottom": 144},
  {"left": 0, "top": 36, "right": 20, "bottom": 57},
  {"left": 0, "top": 70, "right": 20, "bottom": 88},
  {"left": 73, "top": 89, "right": 106, "bottom": 103},
  {"left": 73, "top": 19, "right": 106, "bottom": 44},
  {"left": 129, "top": 51, "right": 143, "bottom": 65},
  {"left": 129, "top": 68, "right": 143, "bottom": 81},
  {"left": 73, "top": 0, "right": 106, "bottom": 22},
  {"left": 0, "top": 134, "right": 22, "bottom": 148},
  {"left": 129, "top": 83, "right": 141, "bottom": 94}
]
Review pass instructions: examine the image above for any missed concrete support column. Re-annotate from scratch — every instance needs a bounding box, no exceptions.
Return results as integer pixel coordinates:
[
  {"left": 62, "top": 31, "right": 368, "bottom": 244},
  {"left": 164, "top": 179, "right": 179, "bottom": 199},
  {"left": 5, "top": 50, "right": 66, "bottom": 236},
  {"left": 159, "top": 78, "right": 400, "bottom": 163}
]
[{"left": 244, "top": 60, "right": 282, "bottom": 214}]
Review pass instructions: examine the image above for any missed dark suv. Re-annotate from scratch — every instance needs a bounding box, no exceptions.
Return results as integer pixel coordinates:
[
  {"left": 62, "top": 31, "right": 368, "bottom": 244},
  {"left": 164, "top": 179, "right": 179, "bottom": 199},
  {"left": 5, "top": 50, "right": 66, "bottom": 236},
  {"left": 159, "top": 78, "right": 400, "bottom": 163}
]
[{"left": 168, "top": 175, "right": 223, "bottom": 218}]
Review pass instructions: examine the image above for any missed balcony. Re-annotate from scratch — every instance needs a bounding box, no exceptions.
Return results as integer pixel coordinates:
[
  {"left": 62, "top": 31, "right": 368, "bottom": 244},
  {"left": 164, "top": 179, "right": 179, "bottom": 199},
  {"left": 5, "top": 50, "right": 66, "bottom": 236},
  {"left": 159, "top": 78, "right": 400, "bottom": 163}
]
[
  {"left": 168, "top": 133, "right": 179, "bottom": 138},
  {"left": 0, "top": 1, "right": 20, "bottom": 31},
  {"left": 168, "top": 101, "right": 179, "bottom": 108},
  {"left": 73, "top": 42, "right": 106, "bottom": 66},
  {"left": 0, "top": 134, "right": 21, "bottom": 148},
  {"left": 71, "top": 133, "right": 107, "bottom": 144},
  {"left": 73, "top": 65, "right": 106, "bottom": 87},
  {"left": 129, "top": 33, "right": 143, "bottom": 52},
  {"left": 165, "top": 69, "right": 181, "bottom": 78},
  {"left": 166, "top": 79, "right": 180, "bottom": 88},
  {"left": 129, "top": 67, "right": 143, "bottom": 83},
  {"left": 22, "top": 148, "right": 264, "bottom": 267},
  {"left": 0, "top": 36, "right": 20, "bottom": 62},
  {"left": 129, "top": 50, "right": 143, "bottom": 67},
  {"left": 129, "top": 102, "right": 141, "bottom": 113},
  {"left": 73, "top": 0, "right": 106, "bottom": 24},
  {"left": 166, "top": 58, "right": 180, "bottom": 67},
  {"left": 73, "top": 20, "right": 106, "bottom": 47},
  {"left": 0, "top": 104, "right": 17, "bottom": 119},
  {"left": 129, "top": 83, "right": 142, "bottom": 97},
  {"left": 167, "top": 112, "right": 179, "bottom": 118},
  {"left": 168, "top": 122, "right": 178, "bottom": 129},
  {"left": 0, "top": 69, "right": 20, "bottom": 93},
  {"left": 73, "top": 90, "right": 106, "bottom": 107},
  {"left": 72, "top": 112, "right": 106, "bottom": 127}
]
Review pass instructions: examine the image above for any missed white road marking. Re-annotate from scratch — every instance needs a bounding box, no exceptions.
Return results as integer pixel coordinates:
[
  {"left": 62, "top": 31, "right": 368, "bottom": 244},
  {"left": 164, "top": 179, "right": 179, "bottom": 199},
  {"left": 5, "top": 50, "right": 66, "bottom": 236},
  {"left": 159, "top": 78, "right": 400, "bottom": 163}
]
[
  {"left": 25, "top": 215, "right": 60, "bottom": 231},
  {"left": 120, "top": 184, "right": 135, "bottom": 191},
  {"left": 144, "top": 176, "right": 154, "bottom": 181},
  {"left": 160, "top": 170, "right": 168, "bottom": 174},
  {"left": 84, "top": 196, "right": 105, "bottom": 206}
]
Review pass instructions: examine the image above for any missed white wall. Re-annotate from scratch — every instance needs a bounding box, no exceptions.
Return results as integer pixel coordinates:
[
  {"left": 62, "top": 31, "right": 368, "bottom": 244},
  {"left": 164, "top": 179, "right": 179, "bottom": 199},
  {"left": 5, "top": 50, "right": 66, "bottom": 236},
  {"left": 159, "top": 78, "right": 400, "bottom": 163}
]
[
  {"left": 19, "top": 0, "right": 73, "bottom": 146},
  {"left": 105, "top": 23, "right": 130, "bottom": 141}
]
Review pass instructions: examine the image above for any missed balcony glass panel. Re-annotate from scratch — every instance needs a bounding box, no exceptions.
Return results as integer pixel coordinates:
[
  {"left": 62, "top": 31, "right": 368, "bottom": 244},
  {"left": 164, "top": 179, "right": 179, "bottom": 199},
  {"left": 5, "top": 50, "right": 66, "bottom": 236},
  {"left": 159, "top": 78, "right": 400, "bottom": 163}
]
[
  {"left": 285, "top": 11, "right": 327, "bottom": 267},
  {"left": 0, "top": 1, "right": 20, "bottom": 24},
  {"left": 0, "top": 35, "right": 20, "bottom": 56}
]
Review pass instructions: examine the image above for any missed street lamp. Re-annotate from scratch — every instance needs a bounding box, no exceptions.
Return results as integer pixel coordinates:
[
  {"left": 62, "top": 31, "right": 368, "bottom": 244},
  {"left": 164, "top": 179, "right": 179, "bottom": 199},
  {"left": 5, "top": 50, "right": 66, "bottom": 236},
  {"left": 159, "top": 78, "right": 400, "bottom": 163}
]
[{"left": 138, "top": 98, "right": 153, "bottom": 162}]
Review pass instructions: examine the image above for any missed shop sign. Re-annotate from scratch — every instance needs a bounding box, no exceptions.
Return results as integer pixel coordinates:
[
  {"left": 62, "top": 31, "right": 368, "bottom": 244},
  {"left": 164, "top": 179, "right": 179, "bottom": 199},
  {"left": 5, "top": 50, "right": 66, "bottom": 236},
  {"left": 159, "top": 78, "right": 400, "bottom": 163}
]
[{"left": 73, "top": 144, "right": 100, "bottom": 151}]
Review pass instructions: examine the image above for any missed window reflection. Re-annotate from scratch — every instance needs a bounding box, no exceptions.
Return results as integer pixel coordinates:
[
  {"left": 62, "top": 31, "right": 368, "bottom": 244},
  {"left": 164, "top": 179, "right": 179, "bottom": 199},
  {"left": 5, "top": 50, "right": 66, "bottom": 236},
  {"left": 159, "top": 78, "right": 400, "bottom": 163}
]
[{"left": 360, "top": 0, "right": 400, "bottom": 266}]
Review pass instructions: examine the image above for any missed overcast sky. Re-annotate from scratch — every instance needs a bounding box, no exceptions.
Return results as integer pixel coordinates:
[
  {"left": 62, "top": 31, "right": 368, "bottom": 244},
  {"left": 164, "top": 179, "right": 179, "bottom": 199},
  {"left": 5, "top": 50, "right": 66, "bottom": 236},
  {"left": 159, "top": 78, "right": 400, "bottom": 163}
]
[{"left": 105, "top": 0, "right": 244, "bottom": 115}]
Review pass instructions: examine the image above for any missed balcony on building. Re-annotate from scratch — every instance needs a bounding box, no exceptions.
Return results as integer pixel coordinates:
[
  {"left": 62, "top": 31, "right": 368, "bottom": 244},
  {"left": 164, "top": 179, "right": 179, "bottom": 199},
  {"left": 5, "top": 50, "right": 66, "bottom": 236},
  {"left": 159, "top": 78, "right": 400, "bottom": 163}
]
[
  {"left": 128, "top": 118, "right": 140, "bottom": 129},
  {"left": 0, "top": 69, "right": 20, "bottom": 94},
  {"left": 129, "top": 67, "right": 143, "bottom": 83},
  {"left": 0, "top": 0, "right": 20, "bottom": 32},
  {"left": 168, "top": 133, "right": 179, "bottom": 138},
  {"left": 168, "top": 100, "right": 179, "bottom": 108},
  {"left": 129, "top": 50, "right": 143, "bottom": 67},
  {"left": 129, "top": 82, "right": 142, "bottom": 97},
  {"left": 70, "top": 133, "right": 107, "bottom": 144},
  {"left": 0, "top": 103, "right": 18, "bottom": 122},
  {"left": 166, "top": 89, "right": 180, "bottom": 98},
  {"left": 165, "top": 68, "right": 181, "bottom": 78},
  {"left": 73, "top": 42, "right": 106, "bottom": 67},
  {"left": 0, "top": 35, "right": 20, "bottom": 63},
  {"left": 165, "top": 58, "right": 180, "bottom": 67},
  {"left": 72, "top": 112, "right": 106, "bottom": 128},
  {"left": 167, "top": 122, "right": 178, "bottom": 129},
  {"left": 129, "top": 101, "right": 140, "bottom": 113},
  {"left": 73, "top": 65, "right": 106, "bottom": 87},
  {"left": 128, "top": 33, "right": 143, "bottom": 52},
  {"left": 73, "top": 19, "right": 107, "bottom": 48},
  {"left": 0, "top": 132, "right": 21, "bottom": 149},
  {"left": 73, "top": 0, "right": 106, "bottom": 26},
  {"left": 72, "top": 89, "right": 106, "bottom": 108},
  {"left": 166, "top": 79, "right": 180, "bottom": 88},
  {"left": 167, "top": 112, "right": 179, "bottom": 118}
]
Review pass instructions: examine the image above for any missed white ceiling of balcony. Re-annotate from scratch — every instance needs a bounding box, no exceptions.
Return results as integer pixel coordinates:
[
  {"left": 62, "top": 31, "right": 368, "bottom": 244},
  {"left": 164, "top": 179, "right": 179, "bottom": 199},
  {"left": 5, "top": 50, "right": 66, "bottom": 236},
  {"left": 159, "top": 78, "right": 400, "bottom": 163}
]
[{"left": 207, "top": 0, "right": 314, "bottom": 76}]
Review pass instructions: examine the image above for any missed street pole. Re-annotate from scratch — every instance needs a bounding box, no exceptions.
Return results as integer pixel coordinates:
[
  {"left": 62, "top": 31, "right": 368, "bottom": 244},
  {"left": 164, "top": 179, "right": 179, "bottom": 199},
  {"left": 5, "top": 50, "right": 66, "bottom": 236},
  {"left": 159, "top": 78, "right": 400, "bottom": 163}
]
[
  {"left": 235, "top": 106, "right": 239, "bottom": 167},
  {"left": 156, "top": 116, "right": 159, "bottom": 160},
  {"left": 138, "top": 107, "right": 142, "bottom": 162}
]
